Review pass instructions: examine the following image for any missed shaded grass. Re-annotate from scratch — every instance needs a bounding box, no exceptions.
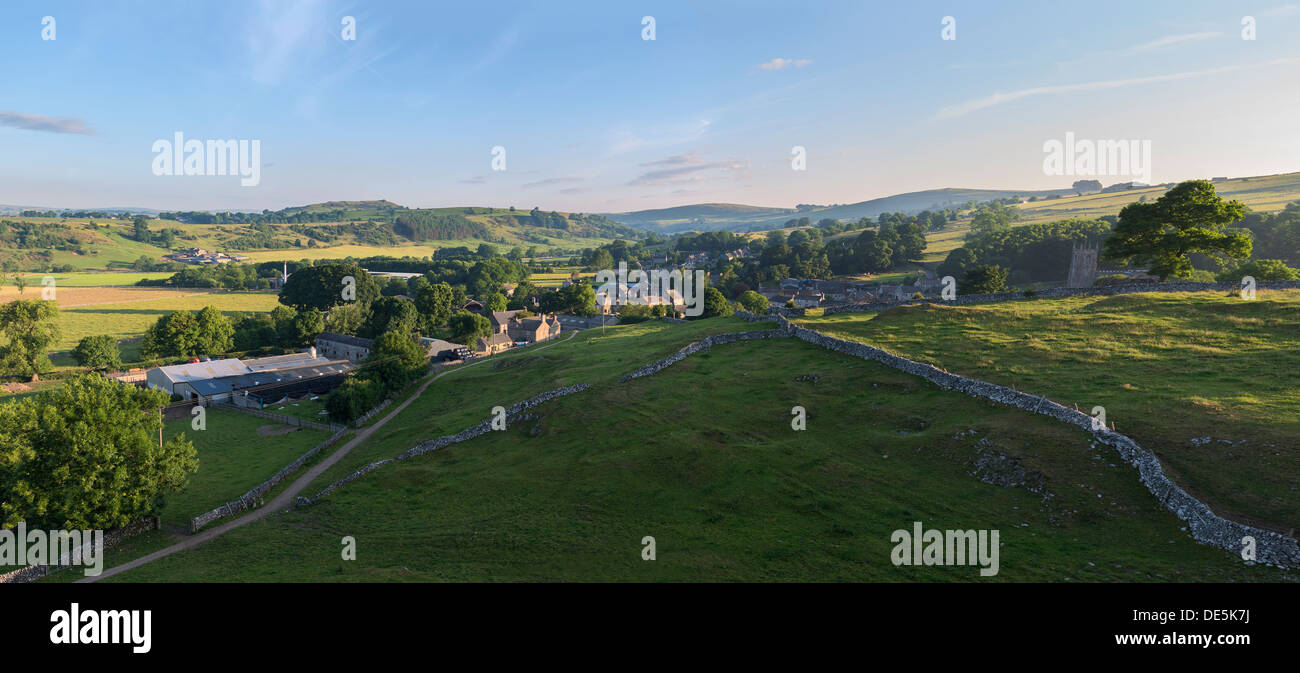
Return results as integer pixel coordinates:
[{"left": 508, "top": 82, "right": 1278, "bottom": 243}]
[
  {"left": 105, "top": 337, "right": 1291, "bottom": 582},
  {"left": 157, "top": 408, "right": 331, "bottom": 528},
  {"left": 300, "top": 317, "right": 774, "bottom": 495},
  {"left": 799, "top": 290, "right": 1300, "bottom": 529}
]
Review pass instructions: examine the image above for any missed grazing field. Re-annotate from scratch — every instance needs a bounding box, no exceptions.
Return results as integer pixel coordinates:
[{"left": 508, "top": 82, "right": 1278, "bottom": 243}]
[
  {"left": 156, "top": 408, "right": 331, "bottom": 528},
  {"left": 101, "top": 334, "right": 1288, "bottom": 582},
  {"left": 12, "top": 271, "right": 175, "bottom": 287},
  {"left": 1015, "top": 172, "right": 1300, "bottom": 225},
  {"left": 0, "top": 286, "right": 206, "bottom": 307},
  {"left": 53, "top": 290, "right": 281, "bottom": 351},
  {"left": 263, "top": 397, "right": 331, "bottom": 423},
  {"left": 798, "top": 289, "right": 1300, "bottom": 530},
  {"left": 299, "top": 317, "right": 774, "bottom": 495}
]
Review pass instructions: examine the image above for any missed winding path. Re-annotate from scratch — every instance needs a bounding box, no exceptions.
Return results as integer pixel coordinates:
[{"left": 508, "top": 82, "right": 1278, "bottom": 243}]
[{"left": 81, "top": 330, "right": 578, "bottom": 582}]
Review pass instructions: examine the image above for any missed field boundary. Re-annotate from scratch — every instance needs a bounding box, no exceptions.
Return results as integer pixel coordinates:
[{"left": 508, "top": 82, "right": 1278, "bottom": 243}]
[
  {"left": 623, "top": 310, "right": 1300, "bottom": 569},
  {"left": 0, "top": 517, "right": 160, "bottom": 584},
  {"left": 213, "top": 401, "right": 345, "bottom": 432},
  {"left": 296, "top": 384, "right": 592, "bottom": 507},
  {"left": 190, "top": 427, "right": 350, "bottom": 532},
  {"left": 809, "top": 280, "right": 1300, "bottom": 316}
]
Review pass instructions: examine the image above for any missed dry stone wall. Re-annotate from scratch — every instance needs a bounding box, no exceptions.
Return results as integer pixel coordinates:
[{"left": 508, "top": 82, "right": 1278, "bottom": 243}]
[
  {"left": 0, "top": 517, "right": 161, "bottom": 584},
  {"left": 820, "top": 280, "right": 1300, "bottom": 316},
  {"left": 190, "top": 427, "right": 350, "bottom": 532},
  {"left": 296, "top": 384, "right": 591, "bottom": 507},
  {"left": 619, "top": 329, "right": 785, "bottom": 382},
  {"left": 772, "top": 313, "right": 1300, "bottom": 568}
]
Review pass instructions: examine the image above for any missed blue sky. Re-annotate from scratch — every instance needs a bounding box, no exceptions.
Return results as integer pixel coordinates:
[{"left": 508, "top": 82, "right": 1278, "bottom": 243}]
[{"left": 2, "top": 0, "right": 1298, "bottom": 213}]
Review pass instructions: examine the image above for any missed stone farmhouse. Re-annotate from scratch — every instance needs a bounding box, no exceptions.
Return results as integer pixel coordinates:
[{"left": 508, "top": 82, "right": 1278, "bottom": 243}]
[
  {"left": 477, "top": 310, "right": 562, "bottom": 354},
  {"left": 315, "top": 332, "right": 375, "bottom": 363}
]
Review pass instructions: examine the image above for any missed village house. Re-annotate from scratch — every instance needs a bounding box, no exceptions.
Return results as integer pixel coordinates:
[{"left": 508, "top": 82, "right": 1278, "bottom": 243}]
[
  {"left": 477, "top": 310, "right": 562, "bottom": 354},
  {"left": 792, "top": 290, "right": 824, "bottom": 308}
]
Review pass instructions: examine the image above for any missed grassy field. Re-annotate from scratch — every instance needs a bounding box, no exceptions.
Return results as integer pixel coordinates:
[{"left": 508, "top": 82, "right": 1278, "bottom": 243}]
[
  {"left": 156, "top": 407, "right": 331, "bottom": 528},
  {"left": 798, "top": 289, "right": 1300, "bottom": 530},
  {"left": 298, "top": 317, "right": 775, "bottom": 495},
  {"left": 1015, "top": 172, "right": 1300, "bottom": 225},
  {"left": 100, "top": 332, "right": 1290, "bottom": 582},
  {"left": 12, "top": 271, "right": 174, "bottom": 287},
  {"left": 53, "top": 290, "right": 280, "bottom": 351},
  {"left": 262, "top": 397, "right": 331, "bottom": 423}
]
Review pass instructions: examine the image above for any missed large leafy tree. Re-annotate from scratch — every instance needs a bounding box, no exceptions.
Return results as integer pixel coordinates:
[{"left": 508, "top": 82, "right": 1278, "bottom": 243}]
[
  {"left": 363, "top": 330, "right": 429, "bottom": 391},
  {"left": 195, "top": 305, "right": 234, "bottom": 355},
  {"left": 0, "top": 299, "right": 61, "bottom": 381},
  {"left": 1103, "top": 180, "right": 1251, "bottom": 280},
  {"left": 279, "top": 263, "right": 380, "bottom": 312},
  {"left": 447, "top": 310, "right": 491, "bottom": 345},
  {"left": 141, "top": 310, "right": 201, "bottom": 358},
  {"left": 72, "top": 335, "right": 123, "bottom": 371},
  {"left": 961, "top": 264, "right": 1010, "bottom": 294},
  {"left": 414, "top": 281, "right": 454, "bottom": 329},
  {"left": 324, "top": 302, "right": 366, "bottom": 336},
  {"left": 1216, "top": 259, "right": 1300, "bottom": 282},
  {"left": 700, "top": 287, "right": 734, "bottom": 318},
  {"left": 361, "top": 297, "right": 418, "bottom": 338},
  {"left": 736, "top": 290, "right": 770, "bottom": 313},
  {"left": 291, "top": 308, "right": 325, "bottom": 346},
  {"left": 0, "top": 374, "right": 197, "bottom": 529}
]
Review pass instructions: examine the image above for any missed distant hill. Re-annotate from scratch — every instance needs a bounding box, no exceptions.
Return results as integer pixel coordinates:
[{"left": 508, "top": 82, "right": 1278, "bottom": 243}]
[
  {"left": 605, "top": 188, "right": 1075, "bottom": 233},
  {"left": 602, "top": 203, "right": 797, "bottom": 233}
]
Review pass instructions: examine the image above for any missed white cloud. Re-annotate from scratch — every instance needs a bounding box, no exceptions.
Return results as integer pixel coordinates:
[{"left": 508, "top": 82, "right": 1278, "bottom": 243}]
[{"left": 758, "top": 57, "right": 812, "bottom": 71}]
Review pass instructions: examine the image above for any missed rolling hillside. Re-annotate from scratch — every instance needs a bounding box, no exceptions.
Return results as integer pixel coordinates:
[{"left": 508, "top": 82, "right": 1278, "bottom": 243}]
[
  {"left": 92, "top": 317, "right": 1290, "bottom": 582},
  {"left": 606, "top": 172, "right": 1300, "bottom": 236},
  {"left": 0, "top": 201, "right": 646, "bottom": 272}
]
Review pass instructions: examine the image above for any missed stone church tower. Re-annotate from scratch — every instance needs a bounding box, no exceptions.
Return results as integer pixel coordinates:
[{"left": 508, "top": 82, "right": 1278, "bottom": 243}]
[{"left": 1067, "top": 243, "right": 1099, "bottom": 288}]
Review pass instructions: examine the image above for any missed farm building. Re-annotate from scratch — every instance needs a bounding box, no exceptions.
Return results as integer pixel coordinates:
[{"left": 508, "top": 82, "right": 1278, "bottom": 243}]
[
  {"left": 145, "top": 354, "right": 353, "bottom": 404},
  {"left": 315, "top": 332, "right": 374, "bottom": 363}
]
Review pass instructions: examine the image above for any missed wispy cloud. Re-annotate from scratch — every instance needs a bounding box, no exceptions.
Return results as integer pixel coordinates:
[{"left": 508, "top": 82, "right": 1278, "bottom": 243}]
[
  {"left": 629, "top": 153, "right": 745, "bottom": 186},
  {"left": 758, "top": 57, "right": 812, "bottom": 71},
  {"left": 0, "top": 111, "right": 95, "bottom": 135},
  {"left": 246, "top": 0, "right": 322, "bottom": 85},
  {"left": 522, "top": 177, "right": 584, "bottom": 189},
  {"left": 460, "top": 175, "right": 487, "bottom": 185},
  {"left": 1124, "top": 31, "right": 1221, "bottom": 54},
  {"left": 1260, "top": 3, "right": 1300, "bottom": 17},
  {"left": 935, "top": 57, "right": 1300, "bottom": 119}
]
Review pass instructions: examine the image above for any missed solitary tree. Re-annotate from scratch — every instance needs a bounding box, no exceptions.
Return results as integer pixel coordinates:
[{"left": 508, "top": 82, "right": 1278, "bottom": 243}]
[
  {"left": 1103, "top": 180, "right": 1251, "bottom": 280},
  {"left": 0, "top": 299, "right": 60, "bottom": 381}
]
